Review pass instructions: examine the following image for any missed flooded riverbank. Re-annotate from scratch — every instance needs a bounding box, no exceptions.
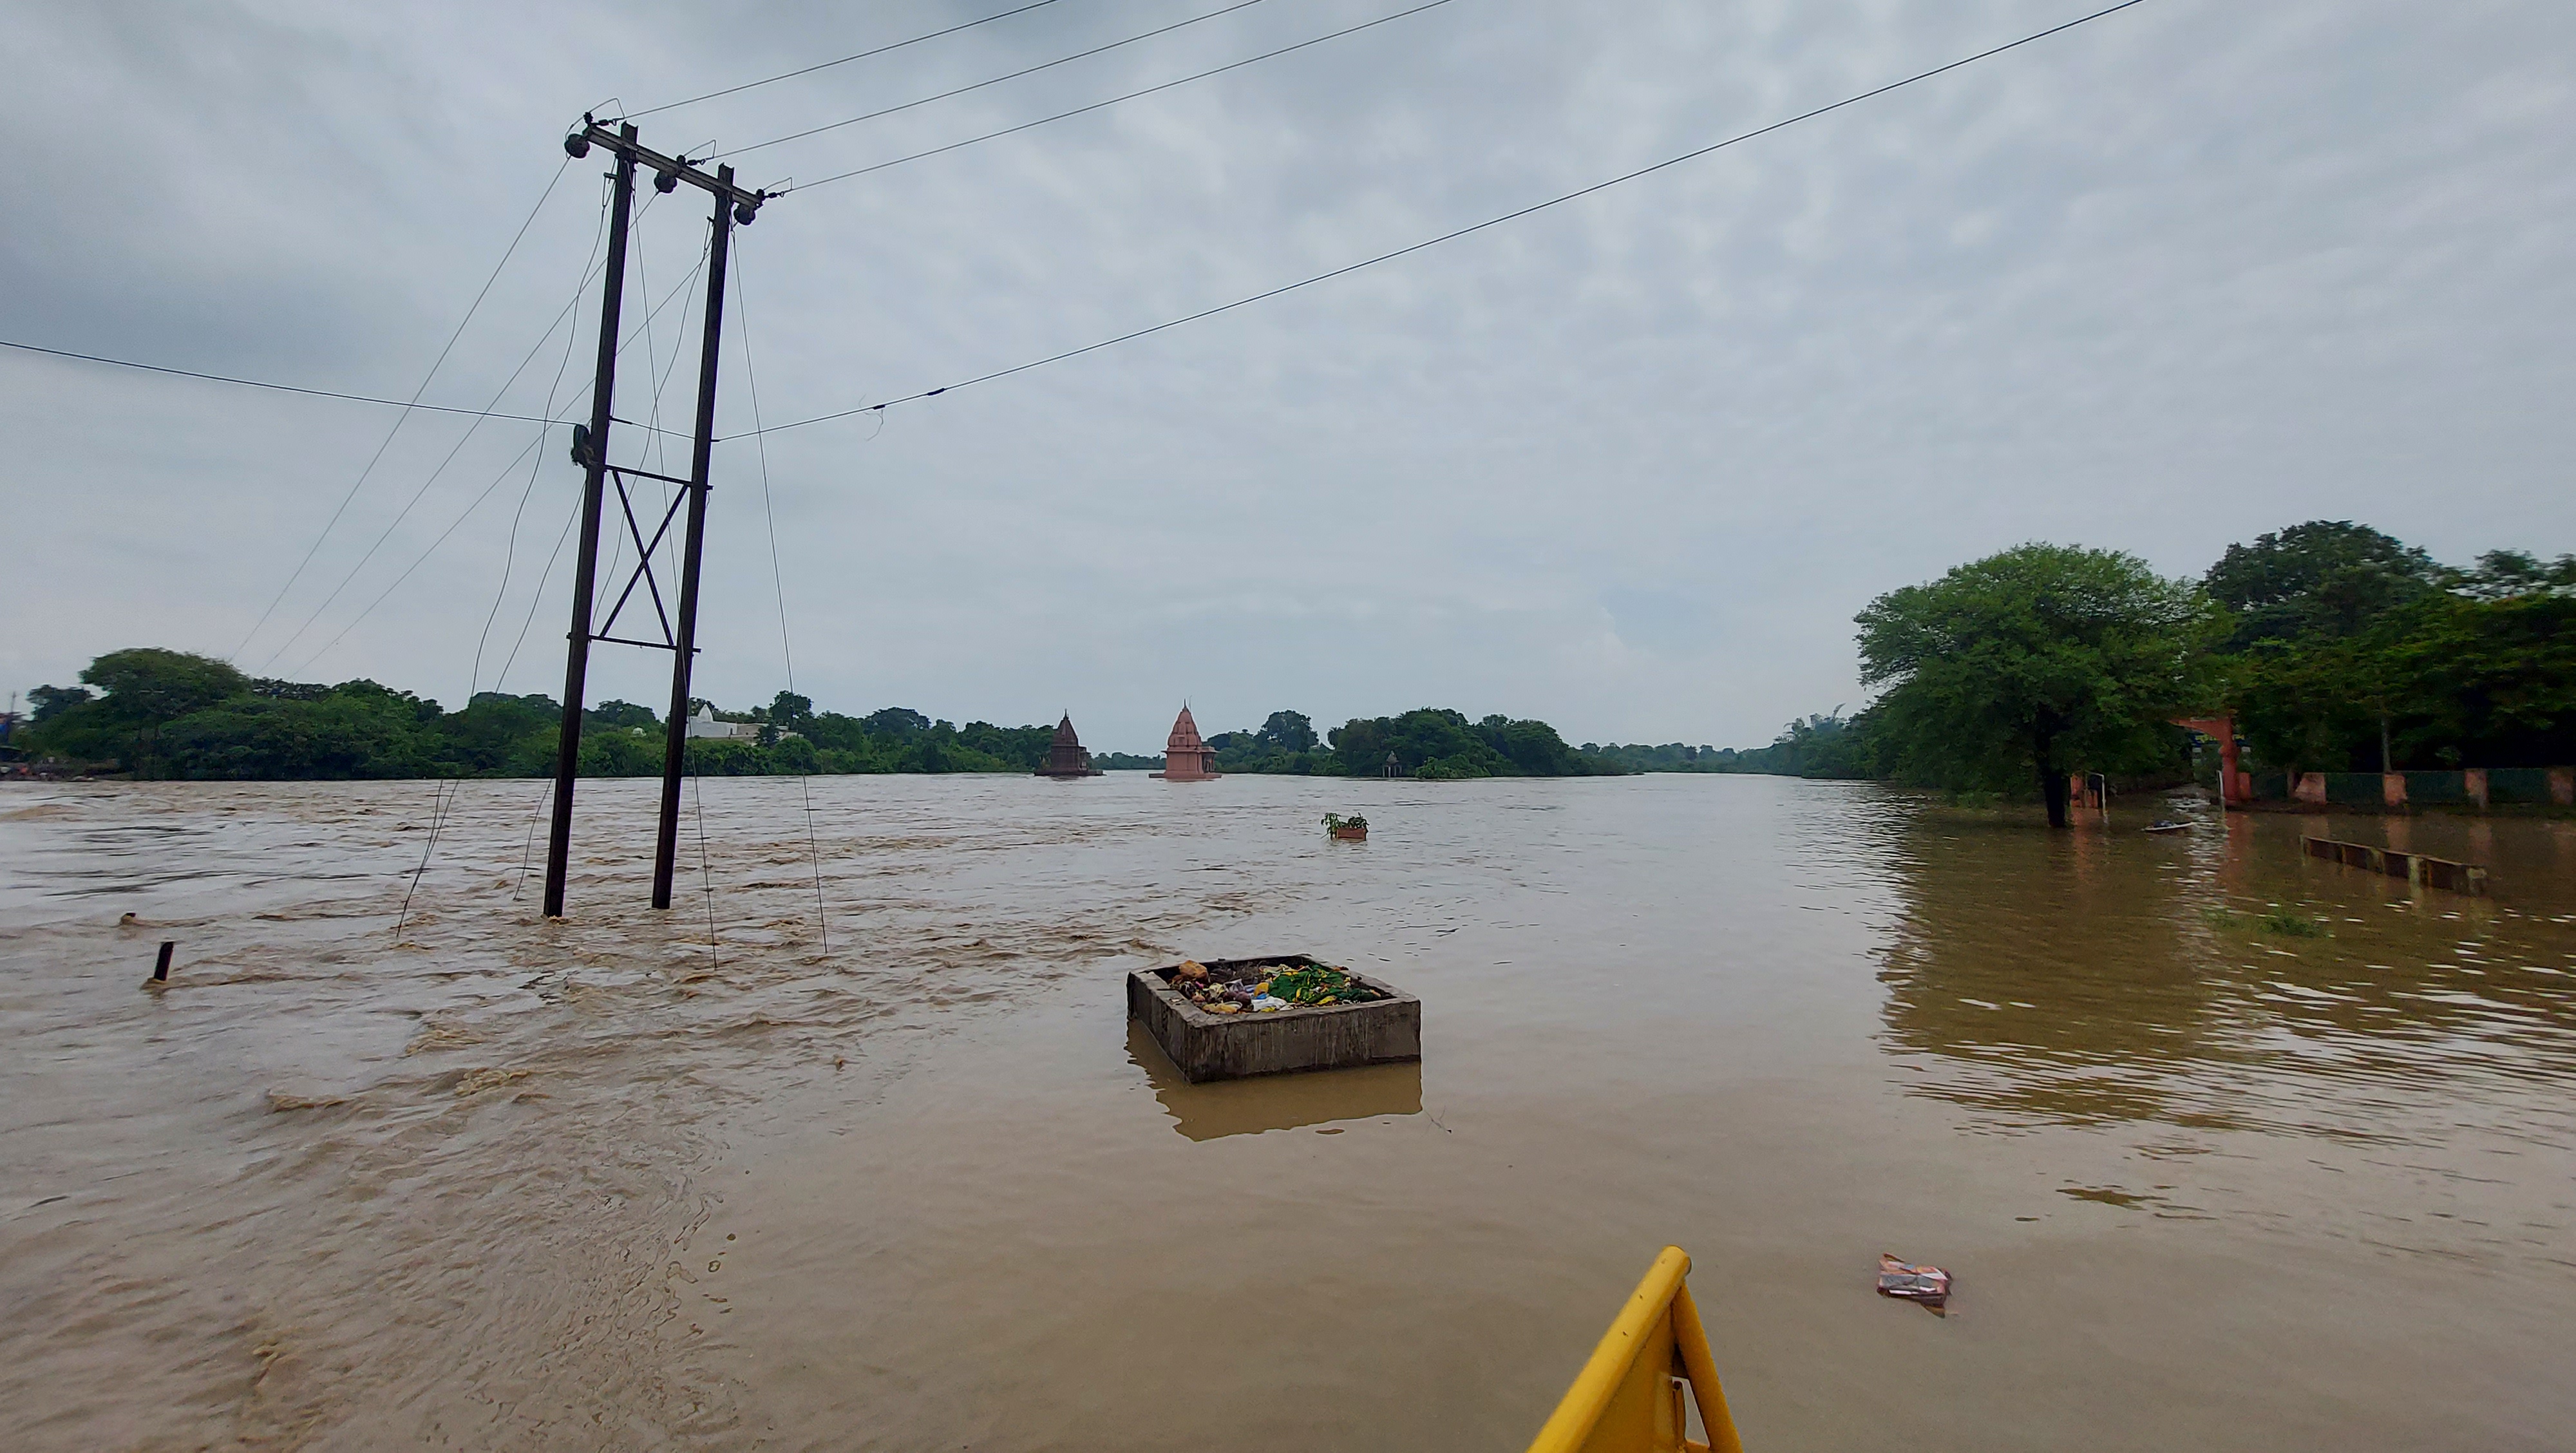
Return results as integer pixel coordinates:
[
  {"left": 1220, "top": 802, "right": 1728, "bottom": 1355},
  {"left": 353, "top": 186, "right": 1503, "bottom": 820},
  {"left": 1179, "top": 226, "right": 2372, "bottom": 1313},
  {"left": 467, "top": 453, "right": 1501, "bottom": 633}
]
[{"left": 5, "top": 775, "right": 2573, "bottom": 1450}]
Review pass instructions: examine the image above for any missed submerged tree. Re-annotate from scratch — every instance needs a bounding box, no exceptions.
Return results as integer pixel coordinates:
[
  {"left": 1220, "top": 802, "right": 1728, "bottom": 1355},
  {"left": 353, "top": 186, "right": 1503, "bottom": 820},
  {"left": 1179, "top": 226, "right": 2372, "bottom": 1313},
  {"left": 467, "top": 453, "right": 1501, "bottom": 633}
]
[{"left": 1856, "top": 544, "right": 2223, "bottom": 826}]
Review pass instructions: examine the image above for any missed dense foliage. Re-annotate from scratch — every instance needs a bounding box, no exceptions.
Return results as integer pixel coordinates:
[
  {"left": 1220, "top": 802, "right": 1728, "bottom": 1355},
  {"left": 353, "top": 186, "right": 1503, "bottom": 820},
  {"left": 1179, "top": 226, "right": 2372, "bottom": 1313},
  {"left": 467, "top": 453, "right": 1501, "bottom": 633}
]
[
  {"left": 1853, "top": 544, "right": 2225, "bottom": 822},
  {"left": 1188, "top": 707, "right": 1617, "bottom": 779},
  {"left": 14, "top": 655, "right": 1625, "bottom": 784},
  {"left": 14, "top": 656, "right": 1068, "bottom": 780},
  {"left": 2222, "top": 545, "right": 2576, "bottom": 771},
  {"left": 1705, "top": 524, "right": 2576, "bottom": 807},
  {"left": 1320, "top": 708, "right": 1618, "bottom": 779},
  {"left": 1575, "top": 714, "right": 1877, "bottom": 779},
  {"left": 2204, "top": 521, "right": 2438, "bottom": 649},
  {"left": 24, "top": 521, "right": 2565, "bottom": 793}
]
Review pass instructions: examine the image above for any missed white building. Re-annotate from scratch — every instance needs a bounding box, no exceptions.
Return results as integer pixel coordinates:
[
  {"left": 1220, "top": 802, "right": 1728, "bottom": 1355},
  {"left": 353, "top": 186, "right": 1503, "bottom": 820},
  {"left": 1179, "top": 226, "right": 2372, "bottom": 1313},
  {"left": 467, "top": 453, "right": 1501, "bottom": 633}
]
[{"left": 684, "top": 705, "right": 762, "bottom": 741}]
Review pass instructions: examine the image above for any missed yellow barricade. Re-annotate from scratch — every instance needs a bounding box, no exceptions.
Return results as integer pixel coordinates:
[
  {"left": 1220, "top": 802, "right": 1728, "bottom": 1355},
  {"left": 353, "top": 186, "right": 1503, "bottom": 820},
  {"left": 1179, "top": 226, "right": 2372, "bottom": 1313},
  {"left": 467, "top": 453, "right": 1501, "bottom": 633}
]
[{"left": 1524, "top": 1246, "right": 1745, "bottom": 1453}]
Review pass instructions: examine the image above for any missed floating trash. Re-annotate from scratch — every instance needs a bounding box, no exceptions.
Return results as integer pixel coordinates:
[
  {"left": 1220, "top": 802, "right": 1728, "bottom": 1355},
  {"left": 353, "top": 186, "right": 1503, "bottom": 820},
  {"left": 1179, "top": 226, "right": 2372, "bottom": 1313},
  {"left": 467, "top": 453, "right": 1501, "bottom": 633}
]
[{"left": 1877, "top": 1253, "right": 1951, "bottom": 1307}]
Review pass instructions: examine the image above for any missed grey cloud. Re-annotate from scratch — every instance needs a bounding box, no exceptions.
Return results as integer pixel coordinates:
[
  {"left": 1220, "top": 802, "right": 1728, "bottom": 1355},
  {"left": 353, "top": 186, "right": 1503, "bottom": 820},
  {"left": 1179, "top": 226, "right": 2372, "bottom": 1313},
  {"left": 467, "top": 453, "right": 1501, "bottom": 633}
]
[{"left": 4, "top": 0, "right": 2570, "bottom": 752}]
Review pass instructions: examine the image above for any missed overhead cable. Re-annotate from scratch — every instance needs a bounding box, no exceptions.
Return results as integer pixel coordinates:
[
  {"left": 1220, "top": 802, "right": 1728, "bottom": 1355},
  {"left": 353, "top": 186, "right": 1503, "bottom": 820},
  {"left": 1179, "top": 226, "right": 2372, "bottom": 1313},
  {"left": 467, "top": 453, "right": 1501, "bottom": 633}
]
[
  {"left": 719, "top": 0, "right": 1268, "bottom": 162},
  {"left": 231, "top": 156, "right": 567, "bottom": 660},
  {"left": 622, "top": 0, "right": 1067, "bottom": 120},
  {"left": 782, "top": 0, "right": 1457, "bottom": 193},
  {"left": 734, "top": 0, "right": 2154, "bottom": 436},
  {"left": 730, "top": 238, "right": 834, "bottom": 951},
  {"left": 277, "top": 236, "right": 717, "bottom": 676},
  {"left": 0, "top": 337, "right": 688, "bottom": 437}
]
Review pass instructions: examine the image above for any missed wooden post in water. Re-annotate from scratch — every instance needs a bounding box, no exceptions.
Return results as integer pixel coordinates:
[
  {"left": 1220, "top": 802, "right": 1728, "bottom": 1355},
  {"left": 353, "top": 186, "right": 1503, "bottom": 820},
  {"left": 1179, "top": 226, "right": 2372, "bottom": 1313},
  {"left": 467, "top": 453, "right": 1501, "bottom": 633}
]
[
  {"left": 652, "top": 167, "right": 737, "bottom": 912},
  {"left": 543, "top": 125, "right": 638, "bottom": 920}
]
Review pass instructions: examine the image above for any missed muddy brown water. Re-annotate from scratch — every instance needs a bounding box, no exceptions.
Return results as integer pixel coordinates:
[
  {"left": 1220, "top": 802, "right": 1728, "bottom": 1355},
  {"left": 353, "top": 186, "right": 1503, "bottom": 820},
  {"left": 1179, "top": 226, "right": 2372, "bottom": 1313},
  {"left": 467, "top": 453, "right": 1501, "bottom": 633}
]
[{"left": 3, "top": 775, "right": 2573, "bottom": 1451}]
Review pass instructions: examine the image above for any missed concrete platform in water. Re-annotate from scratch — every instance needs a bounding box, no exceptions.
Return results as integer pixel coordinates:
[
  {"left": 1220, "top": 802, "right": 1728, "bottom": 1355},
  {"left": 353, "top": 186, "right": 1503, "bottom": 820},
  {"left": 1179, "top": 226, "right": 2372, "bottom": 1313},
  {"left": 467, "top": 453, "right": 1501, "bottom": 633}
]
[{"left": 1127, "top": 955, "right": 1421, "bottom": 1083}]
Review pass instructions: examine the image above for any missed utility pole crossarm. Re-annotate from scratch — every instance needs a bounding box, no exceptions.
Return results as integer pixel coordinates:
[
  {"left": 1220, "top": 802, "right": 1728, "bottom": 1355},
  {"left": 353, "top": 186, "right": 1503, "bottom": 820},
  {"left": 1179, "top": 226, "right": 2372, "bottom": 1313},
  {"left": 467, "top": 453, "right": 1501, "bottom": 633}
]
[{"left": 569, "top": 119, "right": 767, "bottom": 214}]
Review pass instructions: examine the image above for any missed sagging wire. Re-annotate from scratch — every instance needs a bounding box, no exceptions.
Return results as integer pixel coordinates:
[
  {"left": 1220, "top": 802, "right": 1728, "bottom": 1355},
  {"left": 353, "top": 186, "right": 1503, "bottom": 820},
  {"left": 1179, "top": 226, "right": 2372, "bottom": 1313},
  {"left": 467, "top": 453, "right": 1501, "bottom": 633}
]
[
  {"left": 395, "top": 777, "right": 459, "bottom": 942},
  {"left": 620, "top": 0, "right": 1063, "bottom": 120},
  {"left": 382, "top": 181, "right": 703, "bottom": 934},
  {"left": 238, "top": 155, "right": 571, "bottom": 663},
  {"left": 393, "top": 179, "right": 612, "bottom": 940},
  {"left": 475, "top": 172, "right": 613, "bottom": 698},
  {"left": 732, "top": 0, "right": 2156, "bottom": 438},
  {"left": 692, "top": 770, "right": 719, "bottom": 970},
  {"left": 274, "top": 190, "right": 705, "bottom": 681},
  {"left": 513, "top": 779, "right": 551, "bottom": 902},
  {"left": 773, "top": 0, "right": 1452, "bottom": 193},
  {"left": 301, "top": 185, "right": 697, "bottom": 684},
  {"left": 587, "top": 211, "right": 714, "bottom": 628},
  {"left": 729, "top": 238, "right": 831, "bottom": 952},
  {"left": 474, "top": 189, "right": 610, "bottom": 914},
  {"left": 716, "top": 0, "right": 1268, "bottom": 163},
  {"left": 497, "top": 495, "right": 583, "bottom": 691}
]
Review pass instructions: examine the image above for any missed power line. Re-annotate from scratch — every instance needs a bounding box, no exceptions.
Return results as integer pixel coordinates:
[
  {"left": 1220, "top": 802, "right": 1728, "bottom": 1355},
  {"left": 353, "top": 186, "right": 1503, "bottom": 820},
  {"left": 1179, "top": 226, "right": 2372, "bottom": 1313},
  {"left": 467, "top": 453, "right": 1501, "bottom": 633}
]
[
  {"left": 472, "top": 191, "right": 614, "bottom": 700},
  {"left": 623, "top": 0, "right": 1068, "bottom": 120},
  {"left": 496, "top": 493, "right": 585, "bottom": 693},
  {"left": 278, "top": 233, "right": 717, "bottom": 678},
  {"left": 231, "top": 158, "right": 571, "bottom": 661},
  {"left": 735, "top": 0, "right": 2154, "bottom": 437},
  {"left": 0, "top": 335, "right": 564, "bottom": 428},
  {"left": 730, "top": 237, "right": 832, "bottom": 951},
  {"left": 781, "top": 0, "right": 1457, "bottom": 193},
  {"left": 284, "top": 430, "right": 553, "bottom": 679},
  {"left": 719, "top": 0, "right": 1267, "bottom": 162},
  {"left": 261, "top": 248, "right": 611, "bottom": 672},
  {"left": 0, "top": 337, "right": 696, "bottom": 435}
]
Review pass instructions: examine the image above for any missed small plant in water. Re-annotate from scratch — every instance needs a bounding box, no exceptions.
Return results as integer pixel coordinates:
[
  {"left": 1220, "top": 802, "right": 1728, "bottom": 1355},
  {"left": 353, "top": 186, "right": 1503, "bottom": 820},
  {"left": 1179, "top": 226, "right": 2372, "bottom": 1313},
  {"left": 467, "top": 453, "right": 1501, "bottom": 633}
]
[{"left": 2260, "top": 911, "right": 2328, "bottom": 938}]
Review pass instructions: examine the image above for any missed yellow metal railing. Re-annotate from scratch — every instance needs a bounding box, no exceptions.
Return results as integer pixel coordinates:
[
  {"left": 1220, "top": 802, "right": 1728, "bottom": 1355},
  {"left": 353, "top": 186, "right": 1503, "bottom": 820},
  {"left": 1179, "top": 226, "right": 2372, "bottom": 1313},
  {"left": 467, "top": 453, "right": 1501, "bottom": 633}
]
[{"left": 1524, "top": 1246, "right": 1745, "bottom": 1453}]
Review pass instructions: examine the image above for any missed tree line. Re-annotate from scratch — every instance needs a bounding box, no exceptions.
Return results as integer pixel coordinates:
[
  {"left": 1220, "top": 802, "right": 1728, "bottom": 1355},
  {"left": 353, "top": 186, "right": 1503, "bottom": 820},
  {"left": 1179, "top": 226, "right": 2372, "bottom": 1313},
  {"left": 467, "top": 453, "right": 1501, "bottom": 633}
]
[
  {"left": 7, "top": 662, "right": 1622, "bottom": 783},
  {"left": 1695, "top": 521, "right": 2574, "bottom": 825},
  {"left": 1198, "top": 709, "right": 1620, "bottom": 779},
  {"left": 12, "top": 662, "right": 1066, "bottom": 779},
  {"left": 14, "top": 520, "right": 2562, "bottom": 804}
]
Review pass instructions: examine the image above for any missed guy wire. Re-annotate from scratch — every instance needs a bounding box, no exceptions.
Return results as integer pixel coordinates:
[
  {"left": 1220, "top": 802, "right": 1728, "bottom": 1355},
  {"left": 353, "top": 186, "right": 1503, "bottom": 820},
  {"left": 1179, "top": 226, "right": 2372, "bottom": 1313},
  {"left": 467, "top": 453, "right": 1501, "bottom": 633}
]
[
  {"left": 730, "top": 240, "right": 832, "bottom": 952},
  {"left": 237, "top": 157, "right": 571, "bottom": 663}
]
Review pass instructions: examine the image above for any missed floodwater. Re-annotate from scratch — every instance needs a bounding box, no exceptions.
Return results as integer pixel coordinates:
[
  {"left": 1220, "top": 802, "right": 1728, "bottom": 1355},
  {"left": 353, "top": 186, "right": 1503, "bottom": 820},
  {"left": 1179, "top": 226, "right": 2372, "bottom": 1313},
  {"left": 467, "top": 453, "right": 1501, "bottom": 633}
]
[{"left": 4, "top": 774, "right": 2574, "bottom": 1452}]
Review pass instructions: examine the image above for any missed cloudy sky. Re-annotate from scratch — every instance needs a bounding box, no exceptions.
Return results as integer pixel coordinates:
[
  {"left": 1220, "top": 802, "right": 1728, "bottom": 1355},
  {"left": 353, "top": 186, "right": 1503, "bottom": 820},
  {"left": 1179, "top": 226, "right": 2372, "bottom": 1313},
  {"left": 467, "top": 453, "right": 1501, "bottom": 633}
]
[{"left": 5, "top": 0, "right": 2570, "bottom": 752}]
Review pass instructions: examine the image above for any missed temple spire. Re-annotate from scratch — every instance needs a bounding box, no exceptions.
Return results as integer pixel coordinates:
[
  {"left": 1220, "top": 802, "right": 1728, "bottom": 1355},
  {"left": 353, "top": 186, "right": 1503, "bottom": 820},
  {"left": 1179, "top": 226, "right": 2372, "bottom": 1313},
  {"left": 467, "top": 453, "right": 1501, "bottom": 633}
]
[
  {"left": 1036, "top": 713, "right": 1101, "bottom": 778},
  {"left": 1153, "top": 705, "right": 1221, "bottom": 781}
]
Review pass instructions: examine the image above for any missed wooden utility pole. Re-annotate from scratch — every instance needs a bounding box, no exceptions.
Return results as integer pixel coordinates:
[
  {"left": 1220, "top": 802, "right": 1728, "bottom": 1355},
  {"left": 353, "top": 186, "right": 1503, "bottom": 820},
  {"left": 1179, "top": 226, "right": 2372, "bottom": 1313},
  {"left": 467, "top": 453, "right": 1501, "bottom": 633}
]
[
  {"left": 543, "top": 123, "right": 636, "bottom": 920},
  {"left": 652, "top": 166, "right": 737, "bottom": 910},
  {"left": 543, "top": 119, "right": 766, "bottom": 919}
]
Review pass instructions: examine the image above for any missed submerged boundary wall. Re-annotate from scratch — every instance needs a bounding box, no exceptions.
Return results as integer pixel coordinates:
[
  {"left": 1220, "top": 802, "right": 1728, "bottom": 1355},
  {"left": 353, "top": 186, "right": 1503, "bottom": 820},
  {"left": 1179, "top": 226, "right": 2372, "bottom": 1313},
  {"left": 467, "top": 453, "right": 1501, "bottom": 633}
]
[{"left": 2246, "top": 766, "right": 2574, "bottom": 812}]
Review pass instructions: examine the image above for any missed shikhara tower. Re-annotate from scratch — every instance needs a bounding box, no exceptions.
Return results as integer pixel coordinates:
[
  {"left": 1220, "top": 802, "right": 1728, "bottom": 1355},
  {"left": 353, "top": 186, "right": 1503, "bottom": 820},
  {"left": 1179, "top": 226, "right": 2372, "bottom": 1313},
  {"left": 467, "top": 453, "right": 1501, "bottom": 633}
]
[{"left": 1153, "top": 707, "right": 1221, "bottom": 781}]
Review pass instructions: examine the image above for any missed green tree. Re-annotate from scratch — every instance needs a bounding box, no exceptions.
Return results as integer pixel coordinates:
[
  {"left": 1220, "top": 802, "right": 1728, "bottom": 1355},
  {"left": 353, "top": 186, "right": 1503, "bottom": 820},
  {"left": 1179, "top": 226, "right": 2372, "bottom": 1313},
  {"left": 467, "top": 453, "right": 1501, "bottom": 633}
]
[
  {"left": 1256, "top": 710, "right": 1316, "bottom": 753},
  {"left": 1322, "top": 708, "right": 1615, "bottom": 779},
  {"left": 27, "top": 685, "right": 91, "bottom": 722},
  {"left": 587, "top": 699, "right": 659, "bottom": 731},
  {"left": 2202, "top": 520, "right": 2436, "bottom": 649},
  {"left": 2233, "top": 575, "right": 2576, "bottom": 772},
  {"left": 1857, "top": 544, "right": 2222, "bottom": 826},
  {"left": 88, "top": 647, "right": 245, "bottom": 721},
  {"left": 768, "top": 691, "right": 815, "bottom": 734},
  {"left": 37, "top": 648, "right": 250, "bottom": 771}
]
